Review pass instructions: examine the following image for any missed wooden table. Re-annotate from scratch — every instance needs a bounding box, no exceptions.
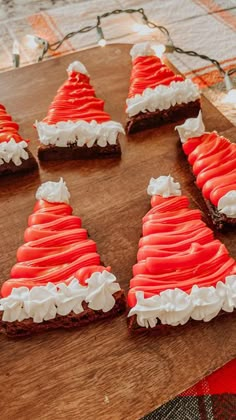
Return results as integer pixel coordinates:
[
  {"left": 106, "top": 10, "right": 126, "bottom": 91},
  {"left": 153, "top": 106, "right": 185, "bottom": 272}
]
[{"left": 0, "top": 44, "right": 235, "bottom": 420}]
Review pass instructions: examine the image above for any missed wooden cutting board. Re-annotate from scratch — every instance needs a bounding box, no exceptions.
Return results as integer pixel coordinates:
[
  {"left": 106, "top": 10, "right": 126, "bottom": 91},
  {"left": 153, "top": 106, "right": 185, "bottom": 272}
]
[{"left": 0, "top": 44, "right": 235, "bottom": 420}]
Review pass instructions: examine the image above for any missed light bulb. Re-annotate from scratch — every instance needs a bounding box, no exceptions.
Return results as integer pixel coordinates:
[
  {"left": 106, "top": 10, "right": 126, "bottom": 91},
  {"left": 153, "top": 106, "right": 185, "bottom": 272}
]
[
  {"left": 152, "top": 44, "right": 166, "bottom": 58},
  {"left": 222, "top": 72, "right": 236, "bottom": 105},
  {"left": 132, "top": 23, "right": 154, "bottom": 35},
  {"left": 98, "top": 38, "right": 107, "bottom": 47},
  {"left": 24, "top": 34, "right": 46, "bottom": 50},
  {"left": 97, "top": 25, "right": 106, "bottom": 48}
]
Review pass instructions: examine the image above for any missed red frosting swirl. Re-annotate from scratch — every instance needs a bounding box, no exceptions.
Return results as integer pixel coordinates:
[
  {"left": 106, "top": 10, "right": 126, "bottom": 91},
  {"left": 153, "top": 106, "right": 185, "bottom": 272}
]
[
  {"left": 42, "top": 71, "right": 111, "bottom": 125},
  {"left": 0, "top": 103, "right": 25, "bottom": 144},
  {"left": 128, "top": 195, "right": 236, "bottom": 307},
  {"left": 1, "top": 199, "right": 111, "bottom": 297},
  {"left": 183, "top": 133, "right": 236, "bottom": 205},
  {"left": 128, "top": 56, "right": 184, "bottom": 98}
]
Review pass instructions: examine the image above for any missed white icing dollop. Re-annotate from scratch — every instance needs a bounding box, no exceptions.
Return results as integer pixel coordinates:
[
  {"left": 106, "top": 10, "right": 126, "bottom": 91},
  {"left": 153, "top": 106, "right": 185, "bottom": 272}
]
[
  {"left": 158, "top": 288, "right": 193, "bottom": 326},
  {"left": 175, "top": 110, "right": 205, "bottom": 143},
  {"left": 0, "top": 287, "right": 30, "bottom": 322},
  {"left": 130, "top": 42, "right": 157, "bottom": 59},
  {"left": 128, "top": 276, "right": 236, "bottom": 328},
  {"left": 126, "top": 79, "right": 200, "bottom": 117},
  {"left": 128, "top": 292, "right": 161, "bottom": 329},
  {"left": 56, "top": 279, "right": 88, "bottom": 315},
  {"left": 23, "top": 283, "right": 58, "bottom": 323},
  {"left": 0, "top": 139, "right": 29, "bottom": 166},
  {"left": 147, "top": 175, "right": 181, "bottom": 197},
  {"left": 36, "top": 177, "right": 71, "bottom": 204},
  {"left": 86, "top": 271, "right": 121, "bottom": 312},
  {"left": 67, "top": 60, "right": 89, "bottom": 75},
  {"left": 36, "top": 120, "right": 124, "bottom": 148},
  {"left": 217, "top": 191, "right": 236, "bottom": 218},
  {"left": 0, "top": 270, "right": 121, "bottom": 323},
  {"left": 190, "top": 285, "right": 222, "bottom": 322},
  {"left": 216, "top": 276, "right": 236, "bottom": 312}
]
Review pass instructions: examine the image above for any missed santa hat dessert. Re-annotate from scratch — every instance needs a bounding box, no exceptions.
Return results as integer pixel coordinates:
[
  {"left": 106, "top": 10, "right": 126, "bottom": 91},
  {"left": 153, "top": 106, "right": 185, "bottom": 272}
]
[
  {"left": 125, "top": 42, "right": 201, "bottom": 134},
  {"left": 0, "top": 178, "right": 125, "bottom": 337},
  {"left": 128, "top": 176, "right": 236, "bottom": 331},
  {"left": 176, "top": 111, "right": 236, "bottom": 229},
  {"left": 36, "top": 61, "right": 124, "bottom": 161},
  {"left": 0, "top": 103, "right": 37, "bottom": 175}
]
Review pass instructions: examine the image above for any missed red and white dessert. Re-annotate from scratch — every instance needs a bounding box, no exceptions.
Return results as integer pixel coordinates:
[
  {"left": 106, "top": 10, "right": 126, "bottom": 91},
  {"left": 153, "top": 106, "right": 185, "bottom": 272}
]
[
  {"left": 128, "top": 175, "right": 236, "bottom": 330},
  {"left": 36, "top": 61, "right": 124, "bottom": 160},
  {"left": 125, "top": 42, "right": 201, "bottom": 134},
  {"left": 176, "top": 111, "right": 236, "bottom": 228},
  {"left": 0, "top": 178, "right": 125, "bottom": 336},
  {"left": 0, "top": 103, "right": 37, "bottom": 175}
]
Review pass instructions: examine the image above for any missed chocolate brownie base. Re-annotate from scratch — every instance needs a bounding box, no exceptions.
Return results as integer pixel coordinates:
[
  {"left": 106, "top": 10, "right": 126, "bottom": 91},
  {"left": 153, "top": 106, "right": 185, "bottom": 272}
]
[
  {"left": 0, "top": 290, "right": 126, "bottom": 337},
  {"left": 126, "top": 100, "right": 201, "bottom": 134},
  {"left": 203, "top": 198, "right": 236, "bottom": 230},
  {"left": 38, "top": 138, "right": 121, "bottom": 161},
  {"left": 0, "top": 150, "right": 38, "bottom": 176}
]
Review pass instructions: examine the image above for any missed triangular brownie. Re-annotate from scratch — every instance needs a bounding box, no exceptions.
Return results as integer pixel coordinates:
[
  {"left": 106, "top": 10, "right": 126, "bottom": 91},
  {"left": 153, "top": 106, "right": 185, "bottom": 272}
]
[
  {"left": 36, "top": 61, "right": 124, "bottom": 161},
  {"left": 0, "top": 103, "right": 37, "bottom": 175},
  {"left": 125, "top": 42, "right": 201, "bottom": 134},
  {"left": 176, "top": 112, "right": 236, "bottom": 229},
  {"left": 0, "top": 179, "right": 125, "bottom": 337},
  {"left": 128, "top": 175, "right": 236, "bottom": 331}
]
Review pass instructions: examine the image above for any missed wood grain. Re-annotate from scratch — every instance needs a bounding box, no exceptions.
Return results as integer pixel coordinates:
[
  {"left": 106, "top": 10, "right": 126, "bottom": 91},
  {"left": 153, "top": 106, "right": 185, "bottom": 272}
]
[{"left": 0, "top": 44, "right": 235, "bottom": 420}]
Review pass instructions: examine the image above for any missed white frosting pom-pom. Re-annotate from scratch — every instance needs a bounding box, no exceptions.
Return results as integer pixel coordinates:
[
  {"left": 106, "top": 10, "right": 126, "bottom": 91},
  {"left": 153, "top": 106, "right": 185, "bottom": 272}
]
[
  {"left": 67, "top": 61, "right": 89, "bottom": 75},
  {"left": 147, "top": 175, "right": 182, "bottom": 197},
  {"left": 218, "top": 191, "right": 236, "bottom": 218},
  {"left": 36, "top": 177, "right": 71, "bottom": 204},
  {"left": 175, "top": 111, "right": 205, "bottom": 143},
  {"left": 130, "top": 42, "right": 157, "bottom": 59}
]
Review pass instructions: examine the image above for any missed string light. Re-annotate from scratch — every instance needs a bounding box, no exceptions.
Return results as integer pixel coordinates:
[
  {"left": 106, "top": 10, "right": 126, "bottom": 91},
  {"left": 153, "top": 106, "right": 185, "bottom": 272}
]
[
  {"left": 96, "top": 16, "right": 107, "bottom": 47},
  {"left": 23, "top": 35, "right": 49, "bottom": 62},
  {"left": 12, "top": 6, "right": 236, "bottom": 94},
  {"left": 20, "top": 8, "right": 225, "bottom": 70},
  {"left": 24, "top": 35, "right": 46, "bottom": 49}
]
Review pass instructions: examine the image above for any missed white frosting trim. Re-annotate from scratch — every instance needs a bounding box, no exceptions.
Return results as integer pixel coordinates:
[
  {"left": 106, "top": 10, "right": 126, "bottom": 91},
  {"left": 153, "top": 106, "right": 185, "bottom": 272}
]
[
  {"left": 0, "top": 139, "right": 29, "bottom": 166},
  {"left": 36, "top": 120, "right": 124, "bottom": 148},
  {"left": 126, "top": 80, "right": 200, "bottom": 117},
  {"left": 36, "top": 177, "right": 71, "bottom": 204},
  {"left": 128, "top": 276, "right": 236, "bottom": 328},
  {"left": 67, "top": 61, "right": 89, "bottom": 75},
  {"left": 218, "top": 191, "right": 236, "bottom": 218},
  {"left": 147, "top": 175, "right": 181, "bottom": 197},
  {"left": 175, "top": 111, "right": 205, "bottom": 143},
  {"left": 0, "top": 270, "right": 121, "bottom": 323},
  {"left": 130, "top": 42, "right": 158, "bottom": 59}
]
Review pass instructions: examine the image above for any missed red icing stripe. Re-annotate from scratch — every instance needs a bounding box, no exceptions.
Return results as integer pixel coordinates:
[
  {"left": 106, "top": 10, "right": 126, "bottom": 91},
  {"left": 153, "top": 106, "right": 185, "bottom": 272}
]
[
  {"left": 127, "top": 55, "right": 184, "bottom": 98},
  {"left": 128, "top": 195, "right": 236, "bottom": 308},
  {"left": 1, "top": 198, "right": 110, "bottom": 297},
  {"left": 0, "top": 105, "right": 26, "bottom": 144},
  {"left": 183, "top": 132, "right": 236, "bottom": 205},
  {"left": 42, "top": 70, "right": 111, "bottom": 125}
]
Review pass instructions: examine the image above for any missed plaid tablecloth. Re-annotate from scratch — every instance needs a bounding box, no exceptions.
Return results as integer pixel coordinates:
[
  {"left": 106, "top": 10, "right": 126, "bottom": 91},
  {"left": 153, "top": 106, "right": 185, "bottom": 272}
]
[
  {"left": 0, "top": 1, "right": 235, "bottom": 418},
  {"left": 145, "top": 359, "right": 236, "bottom": 419}
]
